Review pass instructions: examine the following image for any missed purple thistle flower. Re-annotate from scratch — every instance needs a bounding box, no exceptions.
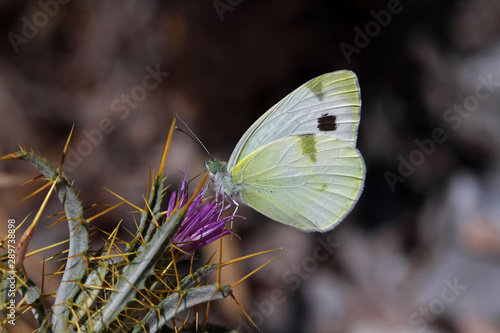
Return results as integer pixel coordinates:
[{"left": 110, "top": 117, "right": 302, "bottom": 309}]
[{"left": 167, "top": 172, "right": 235, "bottom": 254}]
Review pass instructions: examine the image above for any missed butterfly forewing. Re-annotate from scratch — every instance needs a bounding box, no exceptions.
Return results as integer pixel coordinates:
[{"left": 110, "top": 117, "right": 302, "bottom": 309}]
[{"left": 227, "top": 70, "right": 361, "bottom": 171}]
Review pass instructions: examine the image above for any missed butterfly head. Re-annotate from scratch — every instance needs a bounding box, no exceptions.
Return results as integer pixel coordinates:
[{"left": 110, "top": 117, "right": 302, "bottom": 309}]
[{"left": 204, "top": 159, "right": 227, "bottom": 176}]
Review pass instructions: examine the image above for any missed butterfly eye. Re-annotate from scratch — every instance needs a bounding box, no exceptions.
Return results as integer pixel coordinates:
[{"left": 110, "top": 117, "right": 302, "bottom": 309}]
[
  {"left": 210, "top": 163, "right": 218, "bottom": 173},
  {"left": 204, "top": 161, "right": 219, "bottom": 174}
]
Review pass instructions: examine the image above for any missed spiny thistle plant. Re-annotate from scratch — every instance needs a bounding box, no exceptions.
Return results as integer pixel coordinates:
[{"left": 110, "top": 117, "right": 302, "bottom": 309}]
[{"left": 0, "top": 118, "right": 277, "bottom": 332}]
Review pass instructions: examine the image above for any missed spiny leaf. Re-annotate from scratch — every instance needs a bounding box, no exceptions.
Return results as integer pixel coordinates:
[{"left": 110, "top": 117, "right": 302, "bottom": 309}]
[{"left": 134, "top": 284, "right": 232, "bottom": 333}]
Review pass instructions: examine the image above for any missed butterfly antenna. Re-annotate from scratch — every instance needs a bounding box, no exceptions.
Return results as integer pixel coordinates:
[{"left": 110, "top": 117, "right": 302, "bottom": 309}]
[
  {"left": 187, "top": 172, "right": 202, "bottom": 186},
  {"left": 187, "top": 171, "right": 206, "bottom": 194},
  {"left": 175, "top": 114, "right": 213, "bottom": 159}
]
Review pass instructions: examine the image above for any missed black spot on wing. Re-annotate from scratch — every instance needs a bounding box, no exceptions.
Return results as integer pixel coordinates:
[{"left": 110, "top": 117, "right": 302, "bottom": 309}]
[{"left": 317, "top": 113, "right": 337, "bottom": 132}]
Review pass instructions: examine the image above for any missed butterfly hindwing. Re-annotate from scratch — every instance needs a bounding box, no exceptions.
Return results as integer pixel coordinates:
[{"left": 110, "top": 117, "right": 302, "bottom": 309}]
[{"left": 231, "top": 134, "right": 365, "bottom": 231}]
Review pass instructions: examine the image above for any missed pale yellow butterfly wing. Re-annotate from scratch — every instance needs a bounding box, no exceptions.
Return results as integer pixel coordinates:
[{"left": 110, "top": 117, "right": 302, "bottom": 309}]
[
  {"left": 231, "top": 134, "right": 365, "bottom": 232},
  {"left": 227, "top": 70, "right": 361, "bottom": 170}
]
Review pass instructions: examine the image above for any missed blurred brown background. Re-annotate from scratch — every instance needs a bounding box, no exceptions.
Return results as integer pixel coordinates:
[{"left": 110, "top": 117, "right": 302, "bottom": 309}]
[{"left": 1, "top": 0, "right": 500, "bottom": 332}]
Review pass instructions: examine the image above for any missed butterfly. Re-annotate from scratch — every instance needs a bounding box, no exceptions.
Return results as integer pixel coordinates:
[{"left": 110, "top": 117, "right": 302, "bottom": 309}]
[{"left": 205, "top": 70, "right": 365, "bottom": 232}]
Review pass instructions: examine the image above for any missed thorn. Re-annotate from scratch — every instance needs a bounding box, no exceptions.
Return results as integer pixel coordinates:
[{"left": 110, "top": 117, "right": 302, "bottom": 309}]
[
  {"left": 20, "top": 180, "right": 52, "bottom": 202},
  {"left": 59, "top": 125, "right": 75, "bottom": 174},
  {"left": 231, "top": 254, "right": 280, "bottom": 289},
  {"left": 231, "top": 294, "right": 261, "bottom": 331},
  {"left": 0, "top": 152, "right": 21, "bottom": 161},
  {"left": 86, "top": 202, "right": 124, "bottom": 223},
  {"left": 15, "top": 179, "right": 57, "bottom": 271},
  {"left": 158, "top": 117, "right": 177, "bottom": 176}
]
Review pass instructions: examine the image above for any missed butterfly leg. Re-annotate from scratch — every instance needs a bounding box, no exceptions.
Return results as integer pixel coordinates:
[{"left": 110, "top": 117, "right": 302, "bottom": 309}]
[
  {"left": 231, "top": 198, "right": 240, "bottom": 219},
  {"left": 229, "top": 198, "right": 239, "bottom": 235},
  {"left": 218, "top": 192, "right": 239, "bottom": 237}
]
